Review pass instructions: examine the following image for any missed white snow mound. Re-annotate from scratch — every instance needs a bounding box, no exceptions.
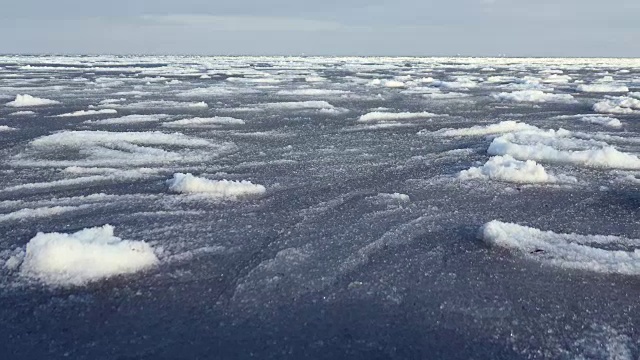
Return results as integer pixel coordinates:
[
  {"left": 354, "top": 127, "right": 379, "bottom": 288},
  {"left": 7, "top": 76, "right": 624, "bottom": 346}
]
[
  {"left": 6, "top": 94, "right": 60, "bottom": 107},
  {"left": 18, "top": 225, "right": 158, "bottom": 286},
  {"left": 480, "top": 221, "right": 640, "bottom": 275},
  {"left": 167, "top": 173, "right": 266, "bottom": 199},
  {"left": 459, "top": 155, "right": 573, "bottom": 183}
]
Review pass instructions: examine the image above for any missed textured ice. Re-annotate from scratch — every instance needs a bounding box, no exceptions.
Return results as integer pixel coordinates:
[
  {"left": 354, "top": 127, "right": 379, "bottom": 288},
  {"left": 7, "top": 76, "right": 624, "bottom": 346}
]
[
  {"left": 2, "top": 55, "right": 640, "bottom": 359},
  {"left": 481, "top": 221, "right": 640, "bottom": 275},
  {"left": 17, "top": 225, "right": 158, "bottom": 286},
  {"left": 12, "top": 130, "right": 233, "bottom": 167},
  {"left": 166, "top": 173, "right": 266, "bottom": 199},
  {"left": 6, "top": 94, "right": 60, "bottom": 107}
]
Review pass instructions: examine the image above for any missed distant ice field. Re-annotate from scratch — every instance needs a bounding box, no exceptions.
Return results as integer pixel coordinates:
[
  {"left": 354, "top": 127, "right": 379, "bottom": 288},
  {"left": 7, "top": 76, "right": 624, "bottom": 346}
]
[{"left": 0, "top": 55, "right": 639, "bottom": 359}]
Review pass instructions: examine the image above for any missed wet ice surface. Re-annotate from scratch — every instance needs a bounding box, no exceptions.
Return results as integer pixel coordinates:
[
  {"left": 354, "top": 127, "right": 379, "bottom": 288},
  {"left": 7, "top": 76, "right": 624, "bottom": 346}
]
[{"left": 0, "top": 55, "right": 639, "bottom": 359}]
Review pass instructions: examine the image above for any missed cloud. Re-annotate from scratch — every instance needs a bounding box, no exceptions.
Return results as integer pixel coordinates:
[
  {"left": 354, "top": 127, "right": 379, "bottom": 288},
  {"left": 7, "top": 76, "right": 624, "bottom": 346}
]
[{"left": 139, "top": 14, "right": 359, "bottom": 32}]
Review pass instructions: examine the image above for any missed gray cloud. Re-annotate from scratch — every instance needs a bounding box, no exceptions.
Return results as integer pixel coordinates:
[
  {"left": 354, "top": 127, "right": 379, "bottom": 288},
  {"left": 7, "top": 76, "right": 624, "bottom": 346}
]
[{"left": 1, "top": 0, "right": 638, "bottom": 56}]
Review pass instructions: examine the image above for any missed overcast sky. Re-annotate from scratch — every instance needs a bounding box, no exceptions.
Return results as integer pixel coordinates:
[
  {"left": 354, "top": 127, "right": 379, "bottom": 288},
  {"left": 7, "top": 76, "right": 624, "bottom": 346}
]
[{"left": 1, "top": 0, "right": 638, "bottom": 57}]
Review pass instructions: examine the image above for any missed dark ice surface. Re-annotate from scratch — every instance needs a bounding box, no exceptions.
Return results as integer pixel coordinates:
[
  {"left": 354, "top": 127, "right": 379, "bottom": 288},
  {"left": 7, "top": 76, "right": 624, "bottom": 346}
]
[{"left": 0, "top": 55, "right": 639, "bottom": 359}]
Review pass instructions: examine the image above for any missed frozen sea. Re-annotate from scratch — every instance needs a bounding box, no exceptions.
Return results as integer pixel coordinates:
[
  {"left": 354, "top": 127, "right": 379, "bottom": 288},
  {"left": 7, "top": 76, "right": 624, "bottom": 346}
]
[{"left": 0, "top": 55, "right": 639, "bottom": 359}]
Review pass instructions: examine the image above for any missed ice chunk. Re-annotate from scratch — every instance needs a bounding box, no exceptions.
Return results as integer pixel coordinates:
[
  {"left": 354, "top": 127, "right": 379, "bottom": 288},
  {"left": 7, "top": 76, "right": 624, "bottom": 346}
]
[
  {"left": 55, "top": 109, "right": 118, "bottom": 117},
  {"left": 358, "top": 111, "right": 439, "bottom": 123},
  {"left": 86, "top": 114, "right": 169, "bottom": 125},
  {"left": 422, "top": 121, "right": 539, "bottom": 137},
  {"left": 6, "top": 94, "right": 60, "bottom": 107},
  {"left": 493, "top": 90, "right": 575, "bottom": 103},
  {"left": 163, "top": 116, "right": 245, "bottom": 127},
  {"left": 488, "top": 130, "right": 640, "bottom": 169},
  {"left": 0, "top": 125, "right": 16, "bottom": 131},
  {"left": 167, "top": 173, "right": 266, "bottom": 199},
  {"left": 459, "top": 155, "right": 575, "bottom": 183},
  {"left": 9, "top": 111, "right": 35, "bottom": 116},
  {"left": 579, "top": 116, "right": 622, "bottom": 128},
  {"left": 577, "top": 84, "right": 629, "bottom": 93},
  {"left": 480, "top": 221, "right": 640, "bottom": 275},
  {"left": 593, "top": 96, "right": 640, "bottom": 115},
  {"left": 18, "top": 225, "right": 158, "bottom": 286}
]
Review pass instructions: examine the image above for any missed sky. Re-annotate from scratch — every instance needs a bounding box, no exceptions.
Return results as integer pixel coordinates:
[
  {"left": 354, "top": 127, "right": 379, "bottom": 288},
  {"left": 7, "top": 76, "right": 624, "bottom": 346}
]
[{"left": 1, "top": 0, "right": 639, "bottom": 57}]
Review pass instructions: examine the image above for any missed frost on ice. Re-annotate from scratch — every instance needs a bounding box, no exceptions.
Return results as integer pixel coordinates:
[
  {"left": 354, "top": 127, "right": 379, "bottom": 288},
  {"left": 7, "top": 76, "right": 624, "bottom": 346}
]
[
  {"left": 16, "top": 225, "right": 158, "bottom": 286},
  {"left": 12, "top": 130, "right": 234, "bottom": 167},
  {"left": 480, "top": 221, "right": 640, "bottom": 275},
  {"left": 167, "top": 173, "right": 266, "bottom": 199},
  {"left": 6, "top": 94, "right": 60, "bottom": 107}
]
